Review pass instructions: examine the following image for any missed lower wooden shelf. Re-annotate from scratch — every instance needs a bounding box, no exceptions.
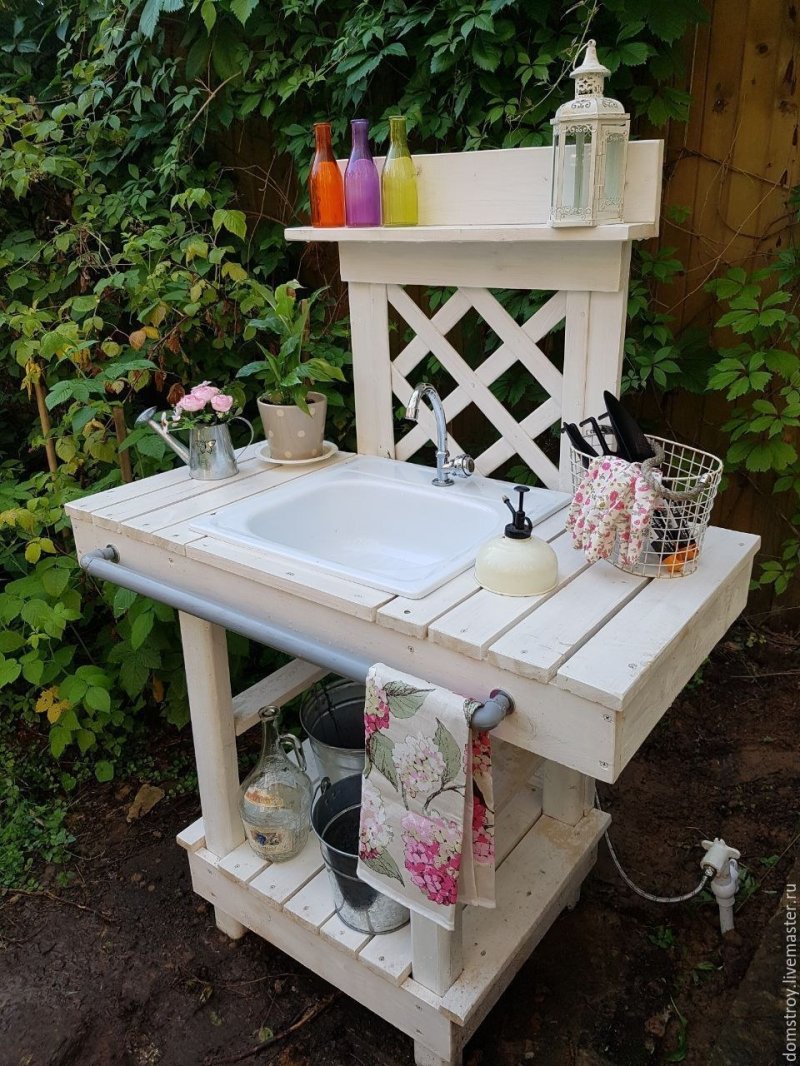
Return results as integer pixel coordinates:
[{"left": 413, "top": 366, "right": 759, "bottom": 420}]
[{"left": 177, "top": 797, "right": 609, "bottom": 1058}]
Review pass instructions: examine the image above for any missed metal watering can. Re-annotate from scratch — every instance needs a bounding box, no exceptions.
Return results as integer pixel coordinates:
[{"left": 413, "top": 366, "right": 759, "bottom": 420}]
[{"left": 135, "top": 406, "right": 254, "bottom": 481}]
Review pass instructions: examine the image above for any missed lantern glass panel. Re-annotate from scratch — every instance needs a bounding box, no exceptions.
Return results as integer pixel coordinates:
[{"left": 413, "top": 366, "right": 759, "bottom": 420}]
[
  {"left": 561, "top": 127, "right": 593, "bottom": 216},
  {"left": 603, "top": 132, "right": 625, "bottom": 206}
]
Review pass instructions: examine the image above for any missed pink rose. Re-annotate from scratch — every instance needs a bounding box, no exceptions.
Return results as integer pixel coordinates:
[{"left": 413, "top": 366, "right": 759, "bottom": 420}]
[
  {"left": 191, "top": 381, "right": 220, "bottom": 403},
  {"left": 176, "top": 392, "right": 206, "bottom": 413},
  {"left": 210, "top": 393, "right": 234, "bottom": 414}
]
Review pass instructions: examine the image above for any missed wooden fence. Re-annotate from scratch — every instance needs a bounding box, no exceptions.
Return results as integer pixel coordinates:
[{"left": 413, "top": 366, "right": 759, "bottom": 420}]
[{"left": 653, "top": 0, "right": 799, "bottom": 608}]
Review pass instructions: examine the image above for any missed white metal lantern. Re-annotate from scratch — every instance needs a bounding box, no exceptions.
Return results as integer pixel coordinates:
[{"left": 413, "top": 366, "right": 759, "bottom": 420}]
[{"left": 549, "top": 40, "right": 630, "bottom": 227}]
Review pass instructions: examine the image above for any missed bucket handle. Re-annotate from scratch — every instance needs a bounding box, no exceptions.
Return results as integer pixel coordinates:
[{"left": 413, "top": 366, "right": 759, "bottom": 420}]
[{"left": 312, "top": 776, "right": 332, "bottom": 807}]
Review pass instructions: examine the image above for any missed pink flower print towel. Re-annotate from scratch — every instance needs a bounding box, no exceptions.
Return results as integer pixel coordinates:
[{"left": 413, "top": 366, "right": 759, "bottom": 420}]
[
  {"left": 566, "top": 455, "right": 659, "bottom": 567},
  {"left": 356, "top": 664, "right": 495, "bottom": 931}
]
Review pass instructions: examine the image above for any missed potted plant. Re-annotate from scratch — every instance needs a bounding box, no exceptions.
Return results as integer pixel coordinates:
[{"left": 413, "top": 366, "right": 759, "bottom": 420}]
[{"left": 236, "top": 282, "right": 345, "bottom": 461}]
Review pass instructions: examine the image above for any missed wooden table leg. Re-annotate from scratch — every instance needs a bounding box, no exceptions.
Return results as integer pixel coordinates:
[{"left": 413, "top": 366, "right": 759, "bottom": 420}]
[
  {"left": 179, "top": 612, "right": 247, "bottom": 939},
  {"left": 411, "top": 909, "right": 464, "bottom": 1065},
  {"left": 542, "top": 761, "right": 597, "bottom": 908}
]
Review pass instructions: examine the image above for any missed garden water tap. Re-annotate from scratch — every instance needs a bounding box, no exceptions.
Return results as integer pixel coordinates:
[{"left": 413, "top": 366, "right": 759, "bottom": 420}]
[{"left": 701, "top": 838, "right": 740, "bottom": 934}]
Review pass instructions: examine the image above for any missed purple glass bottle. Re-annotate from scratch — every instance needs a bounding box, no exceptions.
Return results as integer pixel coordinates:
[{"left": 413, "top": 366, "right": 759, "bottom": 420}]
[{"left": 344, "top": 118, "right": 380, "bottom": 227}]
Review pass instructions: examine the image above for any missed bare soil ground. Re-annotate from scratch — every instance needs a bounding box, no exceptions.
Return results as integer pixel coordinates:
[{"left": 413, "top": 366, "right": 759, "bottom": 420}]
[{"left": 1, "top": 622, "right": 798, "bottom": 1066}]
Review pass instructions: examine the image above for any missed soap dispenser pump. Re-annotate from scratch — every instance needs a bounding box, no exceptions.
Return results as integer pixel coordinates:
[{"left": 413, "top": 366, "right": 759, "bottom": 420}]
[{"left": 474, "top": 486, "right": 558, "bottom": 596}]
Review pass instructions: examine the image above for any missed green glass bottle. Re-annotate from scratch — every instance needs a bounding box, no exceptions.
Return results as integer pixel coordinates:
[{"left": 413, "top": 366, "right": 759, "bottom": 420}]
[{"left": 381, "top": 116, "right": 418, "bottom": 226}]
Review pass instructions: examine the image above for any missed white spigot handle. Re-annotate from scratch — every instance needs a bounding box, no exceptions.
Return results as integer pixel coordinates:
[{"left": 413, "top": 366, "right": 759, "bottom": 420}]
[
  {"left": 701, "top": 838, "right": 741, "bottom": 934},
  {"left": 701, "top": 838, "right": 741, "bottom": 876}
]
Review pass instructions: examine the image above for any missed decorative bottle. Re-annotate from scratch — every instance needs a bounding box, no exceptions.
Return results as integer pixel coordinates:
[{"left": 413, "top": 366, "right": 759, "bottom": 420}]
[
  {"left": 238, "top": 707, "right": 312, "bottom": 862},
  {"left": 381, "top": 115, "right": 418, "bottom": 227},
  {"left": 344, "top": 118, "right": 381, "bottom": 227},
  {"left": 309, "top": 121, "right": 345, "bottom": 228}
]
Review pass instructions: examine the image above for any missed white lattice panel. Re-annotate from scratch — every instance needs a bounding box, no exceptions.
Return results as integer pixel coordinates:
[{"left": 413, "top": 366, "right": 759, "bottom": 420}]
[{"left": 388, "top": 286, "right": 567, "bottom": 489}]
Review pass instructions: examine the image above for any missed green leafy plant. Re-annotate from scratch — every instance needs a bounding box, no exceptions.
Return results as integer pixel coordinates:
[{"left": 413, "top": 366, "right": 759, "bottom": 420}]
[
  {"left": 236, "top": 282, "right": 345, "bottom": 411},
  {"left": 706, "top": 260, "right": 800, "bottom": 595},
  {"left": 648, "top": 924, "right": 677, "bottom": 949}
]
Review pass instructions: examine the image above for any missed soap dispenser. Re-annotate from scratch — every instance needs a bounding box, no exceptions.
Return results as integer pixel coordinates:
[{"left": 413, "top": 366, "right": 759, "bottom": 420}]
[{"left": 474, "top": 486, "right": 558, "bottom": 596}]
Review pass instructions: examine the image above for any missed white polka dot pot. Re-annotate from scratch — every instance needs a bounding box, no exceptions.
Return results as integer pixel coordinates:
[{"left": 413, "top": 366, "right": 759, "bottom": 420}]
[{"left": 257, "top": 391, "right": 327, "bottom": 461}]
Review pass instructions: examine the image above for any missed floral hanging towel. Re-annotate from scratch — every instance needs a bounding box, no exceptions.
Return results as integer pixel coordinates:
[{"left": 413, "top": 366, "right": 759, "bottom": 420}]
[{"left": 357, "top": 663, "right": 495, "bottom": 931}]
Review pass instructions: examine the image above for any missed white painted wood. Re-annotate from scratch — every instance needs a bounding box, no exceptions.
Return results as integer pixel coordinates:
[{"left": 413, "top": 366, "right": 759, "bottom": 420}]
[
  {"left": 349, "top": 282, "right": 396, "bottom": 458},
  {"left": 283, "top": 867, "right": 337, "bottom": 931},
  {"left": 249, "top": 834, "right": 324, "bottom": 905},
  {"left": 64, "top": 462, "right": 191, "bottom": 517},
  {"left": 187, "top": 848, "right": 456, "bottom": 1061},
  {"left": 559, "top": 291, "right": 591, "bottom": 489},
  {"left": 432, "top": 809, "right": 610, "bottom": 1028},
  {"left": 474, "top": 397, "right": 561, "bottom": 478},
  {"left": 179, "top": 613, "right": 246, "bottom": 939},
  {"left": 359, "top": 923, "right": 413, "bottom": 985},
  {"left": 393, "top": 288, "right": 472, "bottom": 379},
  {"left": 339, "top": 240, "right": 625, "bottom": 293},
  {"left": 494, "top": 783, "right": 543, "bottom": 867},
  {"left": 490, "top": 737, "right": 542, "bottom": 815},
  {"left": 233, "top": 659, "right": 328, "bottom": 736},
  {"left": 176, "top": 817, "right": 205, "bottom": 853},
  {"left": 411, "top": 909, "right": 464, "bottom": 997},
  {"left": 584, "top": 263, "right": 633, "bottom": 408},
  {"left": 388, "top": 285, "right": 561, "bottom": 487},
  {"left": 466, "top": 287, "right": 564, "bottom": 400},
  {"left": 414, "top": 1040, "right": 461, "bottom": 1066},
  {"left": 186, "top": 535, "right": 393, "bottom": 622},
  {"left": 319, "top": 912, "right": 372, "bottom": 956},
  {"left": 487, "top": 561, "right": 647, "bottom": 682},
  {"left": 526, "top": 507, "right": 569, "bottom": 542},
  {"left": 392, "top": 289, "right": 567, "bottom": 479},
  {"left": 541, "top": 763, "right": 594, "bottom": 827},
  {"left": 217, "top": 841, "right": 269, "bottom": 884},
  {"left": 429, "top": 533, "right": 588, "bottom": 659},
  {"left": 292, "top": 222, "right": 655, "bottom": 244},
  {"left": 612, "top": 533, "right": 759, "bottom": 777},
  {"left": 377, "top": 570, "right": 480, "bottom": 639},
  {"left": 88, "top": 457, "right": 264, "bottom": 530},
  {"left": 178, "top": 614, "right": 243, "bottom": 861},
  {"left": 214, "top": 908, "right": 249, "bottom": 940},
  {"left": 288, "top": 142, "right": 662, "bottom": 231},
  {"left": 556, "top": 527, "right": 761, "bottom": 712}
]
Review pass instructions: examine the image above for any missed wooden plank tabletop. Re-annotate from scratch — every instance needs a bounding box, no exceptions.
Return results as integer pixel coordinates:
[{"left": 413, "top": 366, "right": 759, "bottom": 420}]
[{"left": 67, "top": 452, "right": 760, "bottom": 740}]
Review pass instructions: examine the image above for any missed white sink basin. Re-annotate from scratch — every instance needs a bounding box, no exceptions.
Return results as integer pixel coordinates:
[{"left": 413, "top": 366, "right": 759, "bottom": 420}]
[{"left": 191, "top": 456, "right": 568, "bottom": 599}]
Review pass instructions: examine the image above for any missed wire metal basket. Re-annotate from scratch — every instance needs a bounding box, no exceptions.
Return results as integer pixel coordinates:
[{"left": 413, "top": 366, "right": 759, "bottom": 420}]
[{"left": 568, "top": 433, "right": 723, "bottom": 578}]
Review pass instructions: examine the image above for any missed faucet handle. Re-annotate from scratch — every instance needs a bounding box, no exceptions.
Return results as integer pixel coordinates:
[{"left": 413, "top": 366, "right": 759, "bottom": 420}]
[{"left": 450, "top": 454, "right": 475, "bottom": 478}]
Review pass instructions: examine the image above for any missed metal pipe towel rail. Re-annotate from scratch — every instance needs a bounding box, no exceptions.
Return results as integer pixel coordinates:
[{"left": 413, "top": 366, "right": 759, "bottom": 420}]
[{"left": 79, "top": 546, "right": 513, "bottom": 730}]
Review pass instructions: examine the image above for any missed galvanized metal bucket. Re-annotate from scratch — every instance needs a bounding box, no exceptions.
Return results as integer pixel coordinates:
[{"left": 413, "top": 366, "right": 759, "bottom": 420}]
[
  {"left": 300, "top": 680, "right": 366, "bottom": 783},
  {"left": 311, "top": 774, "right": 409, "bottom": 935}
]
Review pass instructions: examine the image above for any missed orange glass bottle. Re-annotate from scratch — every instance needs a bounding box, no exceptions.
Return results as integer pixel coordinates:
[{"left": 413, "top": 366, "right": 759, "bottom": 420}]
[{"left": 309, "top": 122, "right": 345, "bottom": 227}]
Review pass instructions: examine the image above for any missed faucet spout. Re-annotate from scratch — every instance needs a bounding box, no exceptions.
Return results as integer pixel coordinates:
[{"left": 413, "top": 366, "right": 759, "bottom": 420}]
[
  {"left": 404, "top": 383, "right": 474, "bottom": 487},
  {"left": 135, "top": 406, "right": 190, "bottom": 465}
]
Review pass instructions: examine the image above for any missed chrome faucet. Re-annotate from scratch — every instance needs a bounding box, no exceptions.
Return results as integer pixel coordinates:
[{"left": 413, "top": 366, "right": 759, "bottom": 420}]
[{"left": 405, "top": 383, "right": 475, "bottom": 487}]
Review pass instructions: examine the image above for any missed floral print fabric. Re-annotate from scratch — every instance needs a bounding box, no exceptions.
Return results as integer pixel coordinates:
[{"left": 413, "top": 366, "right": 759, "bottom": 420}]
[
  {"left": 356, "top": 665, "right": 495, "bottom": 930},
  {"left": 567, "top": 455, "right": 659, "bottom": 567}
]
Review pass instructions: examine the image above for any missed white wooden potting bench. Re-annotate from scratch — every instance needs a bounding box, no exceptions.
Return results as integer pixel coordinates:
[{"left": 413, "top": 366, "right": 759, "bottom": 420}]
[{"left": 67, "top": 144, "right": 760, "bottom": 1066}]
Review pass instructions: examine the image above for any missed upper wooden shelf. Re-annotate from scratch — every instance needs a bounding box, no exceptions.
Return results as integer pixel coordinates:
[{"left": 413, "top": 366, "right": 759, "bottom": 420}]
[
  {"left": 285, "top": 141, "right": 663, "bottom": 244},
  {"left": 285, "top": 221, "right": 657, "bottom": 244}
]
